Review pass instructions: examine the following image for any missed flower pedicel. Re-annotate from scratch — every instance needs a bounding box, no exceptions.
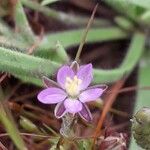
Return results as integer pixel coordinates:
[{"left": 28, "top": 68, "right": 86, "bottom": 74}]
[{"left": 37, "top": 61, "right": 107, "bottom": 122}]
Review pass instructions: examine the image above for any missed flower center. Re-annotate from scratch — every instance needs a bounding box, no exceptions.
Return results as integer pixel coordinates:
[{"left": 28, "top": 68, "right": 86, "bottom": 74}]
[{"left": 65, "top": 75, "right": 82, "bottom": 98}]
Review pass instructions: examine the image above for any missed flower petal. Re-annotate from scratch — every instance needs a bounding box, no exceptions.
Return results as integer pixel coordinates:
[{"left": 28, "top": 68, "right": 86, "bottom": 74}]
[
  {"left": 70, "top": 61, "right": 79, "bottom": 73},
  {"left": 64, "top": 98, "right": 82, "bottom": 113},
  {"left": 78, "top": 103, "right": 92, "bottom": 122},
  {"left": 54, "top": 101, "right": 67, "bottom": 118},
  {"left": 37, "top": 88, "right": 67, "bottom": 104},
  {"left": 79, "top": 87, "right": 105, "bottom": 103},
  {"left": 57, "top": 65, "right": 75, "bottom": 88},
  {"left": 77, "top": 64, "right": 93, "bottom": 90},
  {"left": 42, "top": 76, "right": 60, "bottom": 88}
]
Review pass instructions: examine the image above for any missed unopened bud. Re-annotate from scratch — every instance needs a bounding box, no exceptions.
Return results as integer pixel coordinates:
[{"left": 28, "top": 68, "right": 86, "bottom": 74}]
[{"left": 99, "top": 132, "right": 127, "bottom": 150}]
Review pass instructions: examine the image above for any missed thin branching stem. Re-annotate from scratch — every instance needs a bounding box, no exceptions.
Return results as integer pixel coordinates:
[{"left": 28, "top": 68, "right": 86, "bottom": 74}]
[{"left": 75, "top": 4, "right": 98, "bottom": 62}]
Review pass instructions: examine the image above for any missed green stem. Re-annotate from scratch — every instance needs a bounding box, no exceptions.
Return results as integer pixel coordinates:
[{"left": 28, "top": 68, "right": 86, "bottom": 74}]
[
  {"left": 75, "top": 4, "right": 98, "bottom": 62},
  {"left": 60, "top": 114, "right": 75, "bottom": 138}
]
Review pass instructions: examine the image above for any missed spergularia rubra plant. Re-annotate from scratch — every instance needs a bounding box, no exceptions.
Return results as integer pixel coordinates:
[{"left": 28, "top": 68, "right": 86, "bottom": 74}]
[{"left": 37, "top": 61, "right": 107, "bottom": 122}]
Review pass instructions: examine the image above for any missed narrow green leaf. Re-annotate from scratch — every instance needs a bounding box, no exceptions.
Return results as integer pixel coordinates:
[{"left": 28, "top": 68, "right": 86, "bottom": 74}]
[
  {"left": 41, "top": 0, "right": 61, "bottom": 6},
  {"left": 0, "top": 33, "right": 144, "bottom": 86},
  {"left": 105, "top": 0, "right": 145, "bottom": 21},
  {"left": 0, "top": 20, "right": 28, "bottom": 49},
  {"left": 21, "top": 0, "right": 109, "bottom": 26},
  {"left": 93, "top": 33, "right": 146, "bottom": 83},
  {"left": 0, "top": 26, "right": 127, "bottom": 63},
  {"left": 0, "top": 20, "right": 15, "bottom": 37},
  {"left": 141, "top": 10, "right": 150, "bottom": 24},
  {"left": 38, "top": 27, "right": 128, "bottom": 50},
  {"left": 55, "top": 41, "right": 69, "bottom": 63},
  {"left": 115, "top": 16, "right": 133, "bottom": 30},
  {"left": 129, "top": 0, "right": 150, "bottom": 9},
  {"left": 14, "top": 74, "right": 43, "bottom": 86},
  {"left": 14, "top": 0, "right": 35, "bottom": 44},
  {"left": 0, "top": 103, "right": 27, "bottom": 150},
  {"left": 0, "top": 46, "right": 60, "bottom": 78}
]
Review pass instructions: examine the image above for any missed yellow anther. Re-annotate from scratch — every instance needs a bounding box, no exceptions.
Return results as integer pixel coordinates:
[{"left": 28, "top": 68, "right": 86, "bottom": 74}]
[{"left": 65, "top": 76, "right": 82, "bottom": 97}]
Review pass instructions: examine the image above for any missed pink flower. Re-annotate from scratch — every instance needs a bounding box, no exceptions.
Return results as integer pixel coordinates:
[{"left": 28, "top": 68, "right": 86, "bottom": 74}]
[{"left": 37, "top": 62, "right": 107, "bottom": 122}]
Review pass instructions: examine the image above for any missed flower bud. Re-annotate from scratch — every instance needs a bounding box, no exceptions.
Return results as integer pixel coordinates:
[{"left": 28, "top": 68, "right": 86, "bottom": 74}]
[
  {"left": 99, "top": 132, "right": 127, "bottom": 150},
  {"left": 19, "top": 116, "right": 40, "bottom": 133},
  {"left": 132, "top": 107, "right": 150, "bottom": 150}
]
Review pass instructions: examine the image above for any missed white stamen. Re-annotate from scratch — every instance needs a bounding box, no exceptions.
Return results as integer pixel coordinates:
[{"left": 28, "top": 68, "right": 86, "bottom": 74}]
[{"left": 65, "top": 76, "right": 82, "bottom": 98}]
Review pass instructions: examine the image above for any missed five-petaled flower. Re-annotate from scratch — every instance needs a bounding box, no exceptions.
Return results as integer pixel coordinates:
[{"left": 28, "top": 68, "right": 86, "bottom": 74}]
[{"left": 37, "top": 62, "right": 107, "bottom": 122}]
